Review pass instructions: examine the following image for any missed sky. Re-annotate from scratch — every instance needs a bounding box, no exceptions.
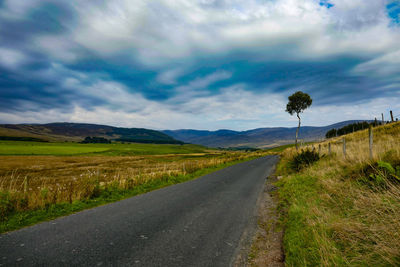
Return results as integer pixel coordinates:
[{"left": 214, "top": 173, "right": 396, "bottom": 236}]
[{"left": 0, "top": 0, "right": 399, "bottom": 131}]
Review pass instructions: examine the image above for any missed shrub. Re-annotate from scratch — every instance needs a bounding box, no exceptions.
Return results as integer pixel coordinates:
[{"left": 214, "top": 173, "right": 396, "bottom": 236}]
[{"left": 290, "top": 149, "right": 320, "bottom": 171}]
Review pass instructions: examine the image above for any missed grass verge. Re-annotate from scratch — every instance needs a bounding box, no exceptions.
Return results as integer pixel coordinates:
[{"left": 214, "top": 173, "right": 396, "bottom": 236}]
[
  {"left": 0, "top": 156, "right": 259, "bottom": 234},
  {"left": 276, "top": 122, "right": 400, "bottom": 266}
]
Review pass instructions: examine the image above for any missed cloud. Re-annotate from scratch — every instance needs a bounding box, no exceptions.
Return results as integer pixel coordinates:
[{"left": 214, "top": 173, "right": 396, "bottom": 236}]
[
  {"left": 0, "top": 0, "right": 400, "bottom": 130},
  {"left": 2, "top": 83, "right": 399, "bottom": 130},
  {"left": 0, "top": 47, "right": 27, "bottom": 69},
  {"left": 58, "top": 0, "right": 398, "bottom": 65},
  {"left": 352, "top": 49, "right": 400, "bottom": 78},
  {"left": 157, "top": 68, "right": 184, "bottom": 85}
]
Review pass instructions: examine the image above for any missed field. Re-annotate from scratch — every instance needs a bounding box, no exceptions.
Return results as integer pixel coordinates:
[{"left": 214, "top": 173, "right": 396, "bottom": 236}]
[
  {"left": 0, "top": 141, "right": 268, "bottom": 232},
  {"left": 0, "top": 141, "right": 207, "bottom": 156},
  {"left": 276, "top": 122, "right": 400, "bottom": 266}
]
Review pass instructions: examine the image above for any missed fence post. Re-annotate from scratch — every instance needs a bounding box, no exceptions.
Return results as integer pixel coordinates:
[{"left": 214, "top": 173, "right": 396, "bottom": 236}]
[
  {"left": 328, "top": 143, "right": 331, "bottom": 156},
  {"left": 369, "top": 125, "right": 373, "bottom": 159},
  {"left": 381, "top": 113, "right": 385, "bottom": 125},
  {"left": 318, "top": 144, "right": 321, "bottom": 156},
  {"left": 390, "top": 110, "right": 394, "bottom": 122},
  {"left": 343, "top": 137, "right": 346, "bottom": 158}
]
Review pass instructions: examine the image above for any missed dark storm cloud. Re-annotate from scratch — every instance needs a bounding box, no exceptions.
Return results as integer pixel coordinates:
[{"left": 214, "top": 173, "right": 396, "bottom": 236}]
[{"left": 0, "top": 2, "right": 74, "bottom": 46}]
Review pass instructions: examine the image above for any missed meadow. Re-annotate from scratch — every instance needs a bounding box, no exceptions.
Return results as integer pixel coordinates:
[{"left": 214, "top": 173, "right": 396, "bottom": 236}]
[
  {"left": 276, "top": 122, "right": 400, "bottom": 266},
  {"left": 0, "top": 141, "right": 207, "bottom": 156},
  {"left": 0, "top": 141, "right": 268, "bottom": 232}
]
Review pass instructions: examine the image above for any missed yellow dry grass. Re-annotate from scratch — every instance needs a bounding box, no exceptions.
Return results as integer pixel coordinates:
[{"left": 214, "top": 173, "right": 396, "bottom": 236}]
[
  {"left": 279, "top": 122, "right": 400, "bottom": 265},
  {"left": 0, "top": 151, "right": 267, "bottom": 213},
  {"left": 286, "top": 121, "right": 400, "bottom": 164}
]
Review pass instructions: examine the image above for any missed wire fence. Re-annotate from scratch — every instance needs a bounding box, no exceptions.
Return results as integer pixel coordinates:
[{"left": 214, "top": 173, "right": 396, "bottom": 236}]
[{"left": 297, "top": 110, "right": 399, "bottom": 162}]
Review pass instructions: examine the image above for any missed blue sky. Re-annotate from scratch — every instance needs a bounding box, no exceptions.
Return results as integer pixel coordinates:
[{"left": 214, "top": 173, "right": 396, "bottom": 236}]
[{"left": 0, "top": 0, "right": 399, "bottom": 130}]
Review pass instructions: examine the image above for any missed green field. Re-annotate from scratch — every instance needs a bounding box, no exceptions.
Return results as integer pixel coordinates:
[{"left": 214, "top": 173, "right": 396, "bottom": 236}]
[{"left": 0, "top": 141, "right": 208, "bottom": 156}]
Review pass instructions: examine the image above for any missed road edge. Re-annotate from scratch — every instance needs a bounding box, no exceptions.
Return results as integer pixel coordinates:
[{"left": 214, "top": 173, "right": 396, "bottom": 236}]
[
  {"left": 246, "top": 158, "right": 285, "bottom": 266},
  {"left": 231, "top": 155, "right": 280, "bottom": 267}
]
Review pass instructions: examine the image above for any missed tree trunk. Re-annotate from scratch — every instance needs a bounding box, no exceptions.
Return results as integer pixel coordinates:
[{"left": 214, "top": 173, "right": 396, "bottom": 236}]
[{"left": 295, "top": 113, "right": 301, "bottom": 150}]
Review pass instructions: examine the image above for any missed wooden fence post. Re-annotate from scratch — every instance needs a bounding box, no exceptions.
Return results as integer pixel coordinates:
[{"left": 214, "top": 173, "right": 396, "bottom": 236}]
[
  {"left": 390, "top": 110, "right": 394, "bottom": 122},
  {"left": 318, "top": 144, "right": 321, "bottom": 156},
  {"left": 328, "top": 143, "right": 331, "bottom": 156},
  {"left": 381, "top": 113, "right": 385, "bottom": 125},
  {"left": 369, "top": 125, "right": 373, "bottom": 159},
  {"left": 343, "top": 137, "right": 346, "bottom": 158}
]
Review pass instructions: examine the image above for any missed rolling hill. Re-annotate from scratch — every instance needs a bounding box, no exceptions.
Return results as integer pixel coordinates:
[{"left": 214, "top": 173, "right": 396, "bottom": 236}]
[
  {"left": 163, "top": 120, "right": 372, "bottom": 148},
  {"left": 0, "top": 120, "right": 372, "bottom": 148},
  {"left": 0, "top": 123, "right": 183, "bottom": 144}
]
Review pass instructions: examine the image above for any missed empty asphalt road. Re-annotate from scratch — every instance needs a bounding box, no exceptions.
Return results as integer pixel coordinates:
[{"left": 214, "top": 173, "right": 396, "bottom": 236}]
[{"left": 0, "top": 155, "right": 279, "bottom": 267}]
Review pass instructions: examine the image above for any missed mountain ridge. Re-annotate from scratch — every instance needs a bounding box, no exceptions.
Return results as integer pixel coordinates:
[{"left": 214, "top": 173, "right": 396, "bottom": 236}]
[
  {"left": 0, "top": 122, "right": 183, "bottom": 144},
  {"left": 163, "top": 120, "right": 372, "bottom": 148},
  {"left": 0, "top": 120, "right": 372, "bottom": 148}
]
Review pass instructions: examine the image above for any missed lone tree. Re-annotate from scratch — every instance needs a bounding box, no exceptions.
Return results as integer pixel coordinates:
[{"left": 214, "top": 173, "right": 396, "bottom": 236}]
[{"left": 286, "top": 91, "right": 312, "bottom": 150}]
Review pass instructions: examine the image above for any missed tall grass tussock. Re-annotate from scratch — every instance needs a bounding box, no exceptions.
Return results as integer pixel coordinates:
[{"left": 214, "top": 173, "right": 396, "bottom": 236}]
[{"left": 277, "top": 122, "right": 400, "bottom": 266}]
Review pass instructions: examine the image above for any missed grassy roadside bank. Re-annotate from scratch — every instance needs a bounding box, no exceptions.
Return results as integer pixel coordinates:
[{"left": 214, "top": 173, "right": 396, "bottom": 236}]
[
  {"left": 0, "top": 154, "right": 264, "bottom": 233},
  {"left": 276, "top": 122, "right": 400, "bottom": 266}
]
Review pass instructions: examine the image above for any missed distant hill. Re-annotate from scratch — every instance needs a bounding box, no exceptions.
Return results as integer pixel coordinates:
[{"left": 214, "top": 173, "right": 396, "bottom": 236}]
[
  {"left": 164, "top": 120, "right": 372, "bottom": 148},
  {"left": 0, "top": 120, "right": 373, "bottom": 147},
  {"left": 0, "top": 123, "right": 183, "bottom": 144}
]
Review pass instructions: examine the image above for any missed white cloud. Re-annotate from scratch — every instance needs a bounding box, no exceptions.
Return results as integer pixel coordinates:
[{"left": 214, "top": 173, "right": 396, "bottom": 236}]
[
  {"left": 352, "top": 50, "right": 400, "bottom": 78},
  {"left": 3, "top": 77, "right": 399, "bottom": 130},
  {"left": 178, "top": 70, "right": 231, "bottom": 90},
  {"left": 0, "top": 47, "right": 27, "bottom": 69},
  {"left": 0, "top": 0, "right": 43, "bottom": 19},
  {"left": 172, "top": 70, "right": 232, "bottom": 101},
  {"left": 44, "top": 0, "right": 396, "bottom": 66},
  {"left": 33, "top": 35, "right": 79, "bottom": 62},
  {"left": 1, "top": 0, "right": 400, "bottom": 130},
  {"left": 3, "top": 0, "right": 399, "bottom": 68},
  {"left": 156, "top": 68, "right": 184, "bottom": 85}
]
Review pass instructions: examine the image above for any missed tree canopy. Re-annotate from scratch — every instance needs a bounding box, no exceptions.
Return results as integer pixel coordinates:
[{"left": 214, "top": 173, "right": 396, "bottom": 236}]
[{"left": 286, "top": 91, "right": 312, "bottom": 115}]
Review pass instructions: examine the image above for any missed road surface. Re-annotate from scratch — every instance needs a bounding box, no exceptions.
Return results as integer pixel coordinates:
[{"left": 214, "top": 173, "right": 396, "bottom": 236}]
[{"left": 0, "top": 155, "right": 278, "bottom": 267}]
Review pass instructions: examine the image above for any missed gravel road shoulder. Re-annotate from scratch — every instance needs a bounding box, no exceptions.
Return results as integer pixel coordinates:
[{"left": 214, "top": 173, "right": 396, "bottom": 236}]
[{"left": 246, "top": 173, "right": 285, "bottom": 267}]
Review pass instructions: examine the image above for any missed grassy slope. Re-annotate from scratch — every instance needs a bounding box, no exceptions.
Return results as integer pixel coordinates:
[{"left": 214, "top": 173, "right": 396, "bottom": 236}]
[
  {"left": 0, "top": 126, "right": 79, "bottom": 142},
  {"left": 277, "top": 122, "right": 400, "bottom": 266},
  {"left": 0, "top": 141, "right": 207, "bottom": 156},
  {"left": 0, "top": 123, "right": 183, "bottom": 144}
]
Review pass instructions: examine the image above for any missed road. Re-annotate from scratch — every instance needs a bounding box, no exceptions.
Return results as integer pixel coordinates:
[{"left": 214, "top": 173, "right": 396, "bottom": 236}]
[{"left": 0, "top": 155, "right": 278, "bottom": 267}]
